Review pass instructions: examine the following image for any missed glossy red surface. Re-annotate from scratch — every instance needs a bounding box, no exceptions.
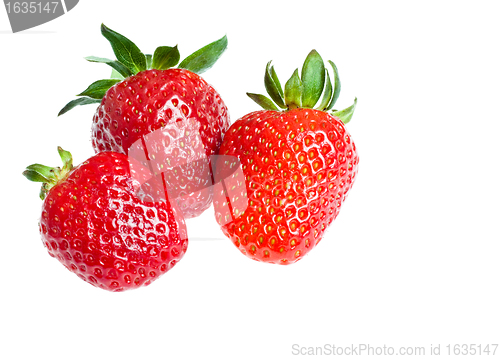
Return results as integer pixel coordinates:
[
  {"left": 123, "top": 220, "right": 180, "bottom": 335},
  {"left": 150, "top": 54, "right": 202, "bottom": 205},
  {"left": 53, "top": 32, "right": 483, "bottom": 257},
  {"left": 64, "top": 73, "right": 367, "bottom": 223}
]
[
  {"left": 39, "top": 152, "right": 188, "bottom": 291},
  {"left": 213, "top": 108, "right": 359, "bottom": 264}
]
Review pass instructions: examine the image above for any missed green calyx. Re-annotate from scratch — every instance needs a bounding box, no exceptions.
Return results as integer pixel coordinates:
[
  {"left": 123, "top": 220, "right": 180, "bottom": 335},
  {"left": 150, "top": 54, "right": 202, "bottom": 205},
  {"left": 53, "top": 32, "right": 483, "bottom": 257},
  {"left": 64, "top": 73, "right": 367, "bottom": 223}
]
[
  {"left": 246, "top": 50, "right": 357, "bottom": 124},
  {"left": 58, "top": 24, "right": 228, "bottom": 116},
  {"left": 22, "top": 147, "right": 74, "bottom": 200}
]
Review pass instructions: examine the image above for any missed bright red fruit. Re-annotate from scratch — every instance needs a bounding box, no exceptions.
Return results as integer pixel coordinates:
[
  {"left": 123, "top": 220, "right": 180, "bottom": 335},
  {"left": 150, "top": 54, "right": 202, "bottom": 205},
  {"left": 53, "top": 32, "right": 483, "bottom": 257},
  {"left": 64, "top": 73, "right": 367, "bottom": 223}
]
[
  {"left": 92, "top": 68, "right": 227, "bottom": 156},
  {"left": 213, "top": 51, "right": 359, "bottom": 264},
  {"left": 60, "top": 24, "right": 230, "bottom": 218},
  {"left": 24, "top": 148, "right": 187, "bottom": 291}
]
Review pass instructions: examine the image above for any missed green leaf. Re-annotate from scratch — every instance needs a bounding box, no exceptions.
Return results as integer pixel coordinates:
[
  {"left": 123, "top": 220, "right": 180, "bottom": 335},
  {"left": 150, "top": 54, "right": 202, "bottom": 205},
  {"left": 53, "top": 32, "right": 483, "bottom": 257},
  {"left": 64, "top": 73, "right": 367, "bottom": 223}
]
[
  {"left": 57, "top": 146, "right": 73, "bottom": 172},
  {"left": 284, "top": 69, "right": 303, "bottom": 109},
  {"left": 145, "top": 54, "right": 152, "bottom": 69},
  {"left": 316, "top": 68, "right": 333, "bottom": 111},
  {"left": 153, "top": 45, "right": 180, "bottom": 70},
  {"left": 110, "top": 68, "right": 125, "bottom": 80},
  {"left": 247, "top": 93, "right": 279, "bottom": 111},
  {"left": 58, "top": 97, "right": 102, "bottom": 116},
  {"left": 264, "top": 61, "right": 286, "bottom": 109},
  {"left": 77, "top": 79, "right": 121, "bottom": 100},
  {"left": 23, "top": 163, "right": 58, "bottom": 183},
  {"left": 85, "top": 56, "right": 133, "bottom": 78},
  {"left": 178, "top": 35, "right": 228, "bottom": 74},
  {"left": 332, "top": 98, "right": 357, "bottom": 124},
  {"left": 301, "top": 50, "right": 325, "bottom": 108},
  {"left": 270, "top": 65, "right": 284, "bottom": 99},
  {"left": 22, "top": 170, "right": 49, "bottom": 183},
  {"left": 326, "top": 60, "right": 341, "bottom": 110},
  {"left": 101, "top": 24, "right": 146, "bottom": 75}
]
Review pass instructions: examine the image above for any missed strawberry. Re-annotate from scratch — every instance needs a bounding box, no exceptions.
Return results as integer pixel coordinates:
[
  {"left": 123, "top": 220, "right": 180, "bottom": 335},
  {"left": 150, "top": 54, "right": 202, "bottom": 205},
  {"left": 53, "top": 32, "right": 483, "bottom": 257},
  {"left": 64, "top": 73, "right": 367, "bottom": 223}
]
[
  {"left": 59, "top": 24, "right": 230, "bottom": 218},
  {"left": 23, "top": 147, "right": 188, "bottom": 291},
  {"left": 213, "top": 50, "right": 359, "bottom": 264}
]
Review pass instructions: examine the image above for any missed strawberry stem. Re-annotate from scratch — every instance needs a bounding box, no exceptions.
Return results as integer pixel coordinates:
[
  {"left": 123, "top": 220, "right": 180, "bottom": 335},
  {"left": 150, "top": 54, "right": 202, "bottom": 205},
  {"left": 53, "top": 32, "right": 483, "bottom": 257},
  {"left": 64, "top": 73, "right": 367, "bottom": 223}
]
[
  {"left": 23, "top": 147, "right": 74, "bottom": 200},
  {"left": 247, "top": 49, "right": 357, "bottom": 123}
]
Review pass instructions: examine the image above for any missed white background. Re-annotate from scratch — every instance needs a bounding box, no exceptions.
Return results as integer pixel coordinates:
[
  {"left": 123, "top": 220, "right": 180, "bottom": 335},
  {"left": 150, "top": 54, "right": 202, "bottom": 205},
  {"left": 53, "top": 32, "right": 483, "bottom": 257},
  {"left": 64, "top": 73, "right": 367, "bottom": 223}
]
[{"left": 1, "top": 1, "right": 499, "bottom": 358}]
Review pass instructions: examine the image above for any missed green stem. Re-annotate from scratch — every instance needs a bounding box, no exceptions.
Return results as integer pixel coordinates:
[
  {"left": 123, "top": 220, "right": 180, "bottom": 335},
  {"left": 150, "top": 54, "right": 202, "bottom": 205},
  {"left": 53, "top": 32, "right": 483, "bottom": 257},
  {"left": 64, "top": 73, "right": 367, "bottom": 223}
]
[{"left": 23, "top": 147, "right": 74, "bottom": 200}]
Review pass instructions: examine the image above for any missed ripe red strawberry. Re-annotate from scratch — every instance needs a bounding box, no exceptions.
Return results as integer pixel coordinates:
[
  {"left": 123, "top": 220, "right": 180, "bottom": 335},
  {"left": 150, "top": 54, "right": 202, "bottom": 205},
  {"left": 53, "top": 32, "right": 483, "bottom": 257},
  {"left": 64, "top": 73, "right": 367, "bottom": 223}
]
[
  {"left": 213, "top": 51, "right": 359, "bottom": 264},
  {"left": 59, "top": 24, "right": 230, "bottom": 218},
  {"left": 23, "top": 147, "right": 188, "bottom": 291}
]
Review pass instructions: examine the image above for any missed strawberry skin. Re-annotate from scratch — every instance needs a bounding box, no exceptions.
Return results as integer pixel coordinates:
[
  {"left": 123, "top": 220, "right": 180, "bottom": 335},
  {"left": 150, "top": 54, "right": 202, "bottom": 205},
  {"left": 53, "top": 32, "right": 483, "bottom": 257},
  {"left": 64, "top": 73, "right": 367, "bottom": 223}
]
[
  {"left": 92, "top": 68, "right": 228, "bottom": 157},
  {"left": 214, "top": 109, "right": 358, "bottom": 264},
  {"left": 33, "top": 150, "right": 187, "bottom": 291},
  {"left": 91, "top": 68, "right": 229, "bottom": 218}
]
